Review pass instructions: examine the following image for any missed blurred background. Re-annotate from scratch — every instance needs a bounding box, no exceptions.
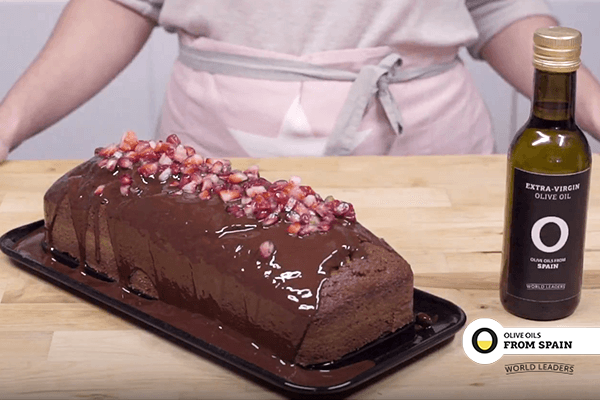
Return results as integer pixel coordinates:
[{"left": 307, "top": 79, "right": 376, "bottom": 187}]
[{"left": 1, "top": 0, "right": 599, "bottom": 160}]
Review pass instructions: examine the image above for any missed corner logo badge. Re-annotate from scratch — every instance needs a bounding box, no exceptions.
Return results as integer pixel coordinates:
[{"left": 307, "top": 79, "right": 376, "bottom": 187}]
[
  {"left": 472, "top": 327, "right": 498, "bottom": 354},
  {"left": 463, "top": 318, "right": 504, "bottom": 364}
]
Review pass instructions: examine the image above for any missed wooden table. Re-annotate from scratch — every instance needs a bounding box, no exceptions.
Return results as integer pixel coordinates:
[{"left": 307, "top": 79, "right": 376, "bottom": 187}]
[{"left": 1, "top": 155, "right": 600, "bottom": 399}]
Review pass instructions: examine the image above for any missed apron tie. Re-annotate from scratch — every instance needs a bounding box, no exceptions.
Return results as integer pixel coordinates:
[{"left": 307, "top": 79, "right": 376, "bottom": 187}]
[{"left": 178, "top": 44, "right": 459, "bottom": 156}]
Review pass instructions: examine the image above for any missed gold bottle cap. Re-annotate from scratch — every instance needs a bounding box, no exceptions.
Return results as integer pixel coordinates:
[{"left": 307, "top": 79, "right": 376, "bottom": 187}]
[{"left": 533, "top": 27, "right": 581, "bottom": 73}]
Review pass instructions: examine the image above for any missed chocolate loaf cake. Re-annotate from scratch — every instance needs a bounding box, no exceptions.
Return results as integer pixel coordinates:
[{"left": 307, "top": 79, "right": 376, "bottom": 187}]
[{"left": 43, "top": 132, "right": 413, "bottom": 366}]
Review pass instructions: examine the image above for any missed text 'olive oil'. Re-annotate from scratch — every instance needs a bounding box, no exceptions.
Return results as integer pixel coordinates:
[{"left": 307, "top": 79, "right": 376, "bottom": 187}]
[{"left": 500, "top": 27, "right": 591, "bottom": 320}]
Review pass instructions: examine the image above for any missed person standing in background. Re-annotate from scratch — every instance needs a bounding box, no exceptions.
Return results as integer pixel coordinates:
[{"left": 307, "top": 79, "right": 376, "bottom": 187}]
[{"left": 0, "top": 0, "right": 599, "bottom": 159}]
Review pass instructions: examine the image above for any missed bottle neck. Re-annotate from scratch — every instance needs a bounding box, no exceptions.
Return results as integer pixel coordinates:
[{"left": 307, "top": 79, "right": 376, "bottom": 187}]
[{"left": 531, "top": 68, "right": 577, "bottom": 129}]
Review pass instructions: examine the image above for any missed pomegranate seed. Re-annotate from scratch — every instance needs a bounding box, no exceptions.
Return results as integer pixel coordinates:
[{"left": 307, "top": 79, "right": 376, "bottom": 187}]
[
  {"left": 182, "top": 181, "right": 198, "bottom": 194},
  {"left": 171, "top": 162, "right": 181, "bottom": 175},
  {"left": 97, "top": 159, "right": 108, "bottom": 169},
  {"left": 118, "top": 157, "right": 133, "bottom": 169},
  {"left": 158, "top": 153, "right": 173, "bottom": 166},
  {"left": 298, "top": 225, "right": 318, "bottom": 237},
  {"left": 158, "top": 167, "right": 172, "bottom": 182},
  {"left": 334, "top": 201, "right": 351, "bottom": 217},
  {"left": 183, "top": 154, "right": 204, "bottom": 166},
  {"left": 246, "top": 186, "right": 267, "bottom": 197},
  {"left": 106, "top": 158, "right": 118, "bottom": 172},
  {"left": 290, "top": 176, "right": 301, "bottom": 185},
  {"left": 219, "top": 189, "right": 242, "bottom": 202},
  {"left": 201, "top": 178, "right": 214, "bottom": 191},
  {"left": 244, "top": 165, "right": 260, "bottom": 176},
  {"left": 241, "top": 196, "right": 252, "bottom": 205},
  {"left": 286, "top": 211, "right": 301, "bottom": 223},
  {"left": 226, "top": 205, "right": 245, "bottom": 218},
  {"left": 154, "top": 141, "right": 172, "bottom": 154},
  {"left": 173, "top": 145, "right": 187, "bottom": 163},
  {"left": 262, "top": 213, "right": 279, "bottom": 227},
  {"left": 120, "top": 174, "right": 133, "bottom": 186},
  {"left": 287, "top": 222, "right": 302, "bottom": 236},
  {"left": 184, "top": 146, "right": 196, "bottom": 156},
  {"left": 134, "top": 141, "right": 150, "bottom": 153},
  {"left": 211, "top": 161, "right": 223, "bottom": 174},
  {"left": 120, "top": 185, "right": 131, "bottom": 196},
  {"left": 303, "top": 194, "right": 317, "bottom": 207},
  {"left": 166, "top": 134, "right": 181, "bottom": 145},
  {"left": 284, "top": 197, "right": 297, "bottom": 212},
  {"left": 228, "top": 171, "right": 248, "bottom": 184},
  {"left": 98, "top": 144, "right": 119, "bottom": 158},
  {"left": 169, "top": 180, "right": 180, "bottom": 187},
  {"left": 138, "top": 162, "right": 159, "bottom": 178},
  {"left": 119, "top": 131, "right": 138, "bottom": 151},
  {"left": 199, "top": 190, "right": 211, "bottom": 200},
  {"left": 123, "top": 151, "right": 140, "bottom": 163},
  {"left": 94, "top": 185, "right": 105, "bottom": 196},
  {"left": 317, "top": 222, "right": 333, "bottom": 232},
  {"left": 259, "top": 241, "right": 275, "bottom": 258}
]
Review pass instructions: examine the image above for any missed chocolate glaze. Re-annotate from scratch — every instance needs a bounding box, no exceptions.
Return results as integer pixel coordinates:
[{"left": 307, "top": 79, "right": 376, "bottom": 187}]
[
  {"left": 43, "top": 157, "right": 411, "bottom": 365},
  {"left": 15, "top": 229, "right": 375, "bottom": 389}
]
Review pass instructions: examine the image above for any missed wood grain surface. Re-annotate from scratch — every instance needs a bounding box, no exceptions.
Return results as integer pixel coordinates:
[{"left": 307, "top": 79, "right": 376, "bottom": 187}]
[{"left": 1, "top": 155, "right": 600, "bottom": 399}]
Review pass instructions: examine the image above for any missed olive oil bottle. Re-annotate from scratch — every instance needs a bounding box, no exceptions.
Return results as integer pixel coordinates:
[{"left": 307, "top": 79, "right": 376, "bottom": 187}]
[{"left": 500, "top": 27, "right": 591, "bottom": 320}]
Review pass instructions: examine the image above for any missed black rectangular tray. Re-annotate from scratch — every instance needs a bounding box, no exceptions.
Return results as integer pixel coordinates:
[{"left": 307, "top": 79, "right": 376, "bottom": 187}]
[{"left": 1, "top": 220, "right": 466, "bottom": 398}]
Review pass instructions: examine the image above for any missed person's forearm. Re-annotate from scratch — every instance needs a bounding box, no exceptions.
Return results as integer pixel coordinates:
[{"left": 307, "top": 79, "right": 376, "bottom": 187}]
[
  {"left": 0, "top": 0, "right": 155, "bottom": 158},
  {"left": 480, "top": 15, "right": 600, "bottom": 140}
]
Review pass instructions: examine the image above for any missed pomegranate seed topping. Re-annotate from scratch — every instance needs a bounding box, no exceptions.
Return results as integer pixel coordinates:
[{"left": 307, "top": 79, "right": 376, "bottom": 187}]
[
  {"left": 226, "top": 205, "right": 245, "bottom": 218},
  {"left": 154, "top": 141, "right": 172, "bottom": 154},
  {"left": 241, "top": 196, "right": 252, "bottom": 205},
  {"left": 98, "top": 144, "right": 119, "bottom": 158},
  {"left": 117, "top": 157, "right": 133, "bottom": 169},
  {"left": 246, "top": 185, "right": 267, "bottom": 198},
  {"left": 201, "top": 178, "right": 214, "bottom": 191},
  {"left": 228, "top": 171, "right": 248, "bottom": 184},
  {"left": 138, "top": 162, "right": 159, "bottom": 178},
  {"left": 290, "top": 176, "right": 301, "bottom": 185},
  {"left": 244, "top": 165, "right": 260, "bottom": 176},
  {"left": 259, "top": 240, "right": 275, "bottom": 259},
  {"left": 158, "top": 153, "right": 173, "bottom": 166},
  {"left": 158, "top": 167, "right": 172, "bottom": 182},
  {"left": 120, "top": 184, "right": 131, "bottom": 197},
  {"left": 106, "top": 158, "right": 118, "bottom": 172},
  {"left": 119, "top": 131, "right": 138, "bottom": 151},
  {"left": 182, "top": 181, "right": 198, "bottom": 194},
  {"left": 94, "top": 185, "right": 105, "bottom": 196},
  {"left": 199, "top": 190, "right": 211, "bottom": 200},
  {"left": 287, "top": 222, "right": 302, "bottom": 236},
  {"left": 286, "top": 211, "right": 301, "bottom": 223},
  {"left": 149, "top": 140, "right": 157, "bottom": 149},
  {"left": 97, "top": 159, "right": 108, "bottom": 169},
  {"left": 211, "top": 161, "right": 223, "bottom": 174},
  {"left": 317, "top": 222, "right": 333, "bottom": 232},
  {"left": 183, "top": 154, "right": 204, "bottom": 166},
  {"left": 219, "top": 189, "right": 242, "bottom": 202},
  {"left": 171, "top": 162, "right": 182, "bottom": 175},
  {"left": 166, "top": 134, "right": 181, "bottom": 145},
  {"left": 262, "top": 213, "right": 279, "bottom": 227},
  {"left": 123, "top": 151, "right": 140, "bottom": 163},
  {"left": 184, "top": 146, "right": 196, "bottom": 156},
  {"left": 298, "top": 225, "right": 318, "bottom": 237},
  {"left": 173, "top": 145, "right": 187, "bottom": 163},
  {"left": 334, "top": 201, "right": 351, "bottom": 217},
  {"left": 284, "top": 197, "right": 297, "bottom": 212},
  {"left": 303, "top": 194, "right": 317, "bottom": 207},
  {"left": 120, "top": 174, "right": 133, "bottom": 186},
  {"left": 134, "top": 141, "right": 150, "bottom": 153}
]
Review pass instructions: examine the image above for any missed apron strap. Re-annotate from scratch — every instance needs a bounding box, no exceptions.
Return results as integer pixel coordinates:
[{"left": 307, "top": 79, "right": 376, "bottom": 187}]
[{"left": 178, "top": 44, "right": 459, "bottom": 156}]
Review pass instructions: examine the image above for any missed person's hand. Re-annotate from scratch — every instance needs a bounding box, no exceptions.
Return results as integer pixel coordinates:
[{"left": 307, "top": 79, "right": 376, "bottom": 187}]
[{"left": 0, "top": 0, "right": 154, "bottom": 161}]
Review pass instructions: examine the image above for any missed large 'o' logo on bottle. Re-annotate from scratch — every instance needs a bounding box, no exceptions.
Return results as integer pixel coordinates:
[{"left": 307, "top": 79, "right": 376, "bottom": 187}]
[
  {"left": 471, "top": 328, "right": 498, "bottom": 354},
  {"left": 531, "top": 216, "right": 569, "bottom": 253}
]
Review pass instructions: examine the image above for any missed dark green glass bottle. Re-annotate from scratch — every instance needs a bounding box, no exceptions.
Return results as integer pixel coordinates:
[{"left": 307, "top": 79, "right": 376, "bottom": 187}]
[{"left": 500, "top": 27, "right": 591, "bottom": 320}]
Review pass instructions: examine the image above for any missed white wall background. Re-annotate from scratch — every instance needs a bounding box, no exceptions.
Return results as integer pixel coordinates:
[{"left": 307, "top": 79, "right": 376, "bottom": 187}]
[{"left": 1, "top": 0, "right": 600, "bottom": 160}]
